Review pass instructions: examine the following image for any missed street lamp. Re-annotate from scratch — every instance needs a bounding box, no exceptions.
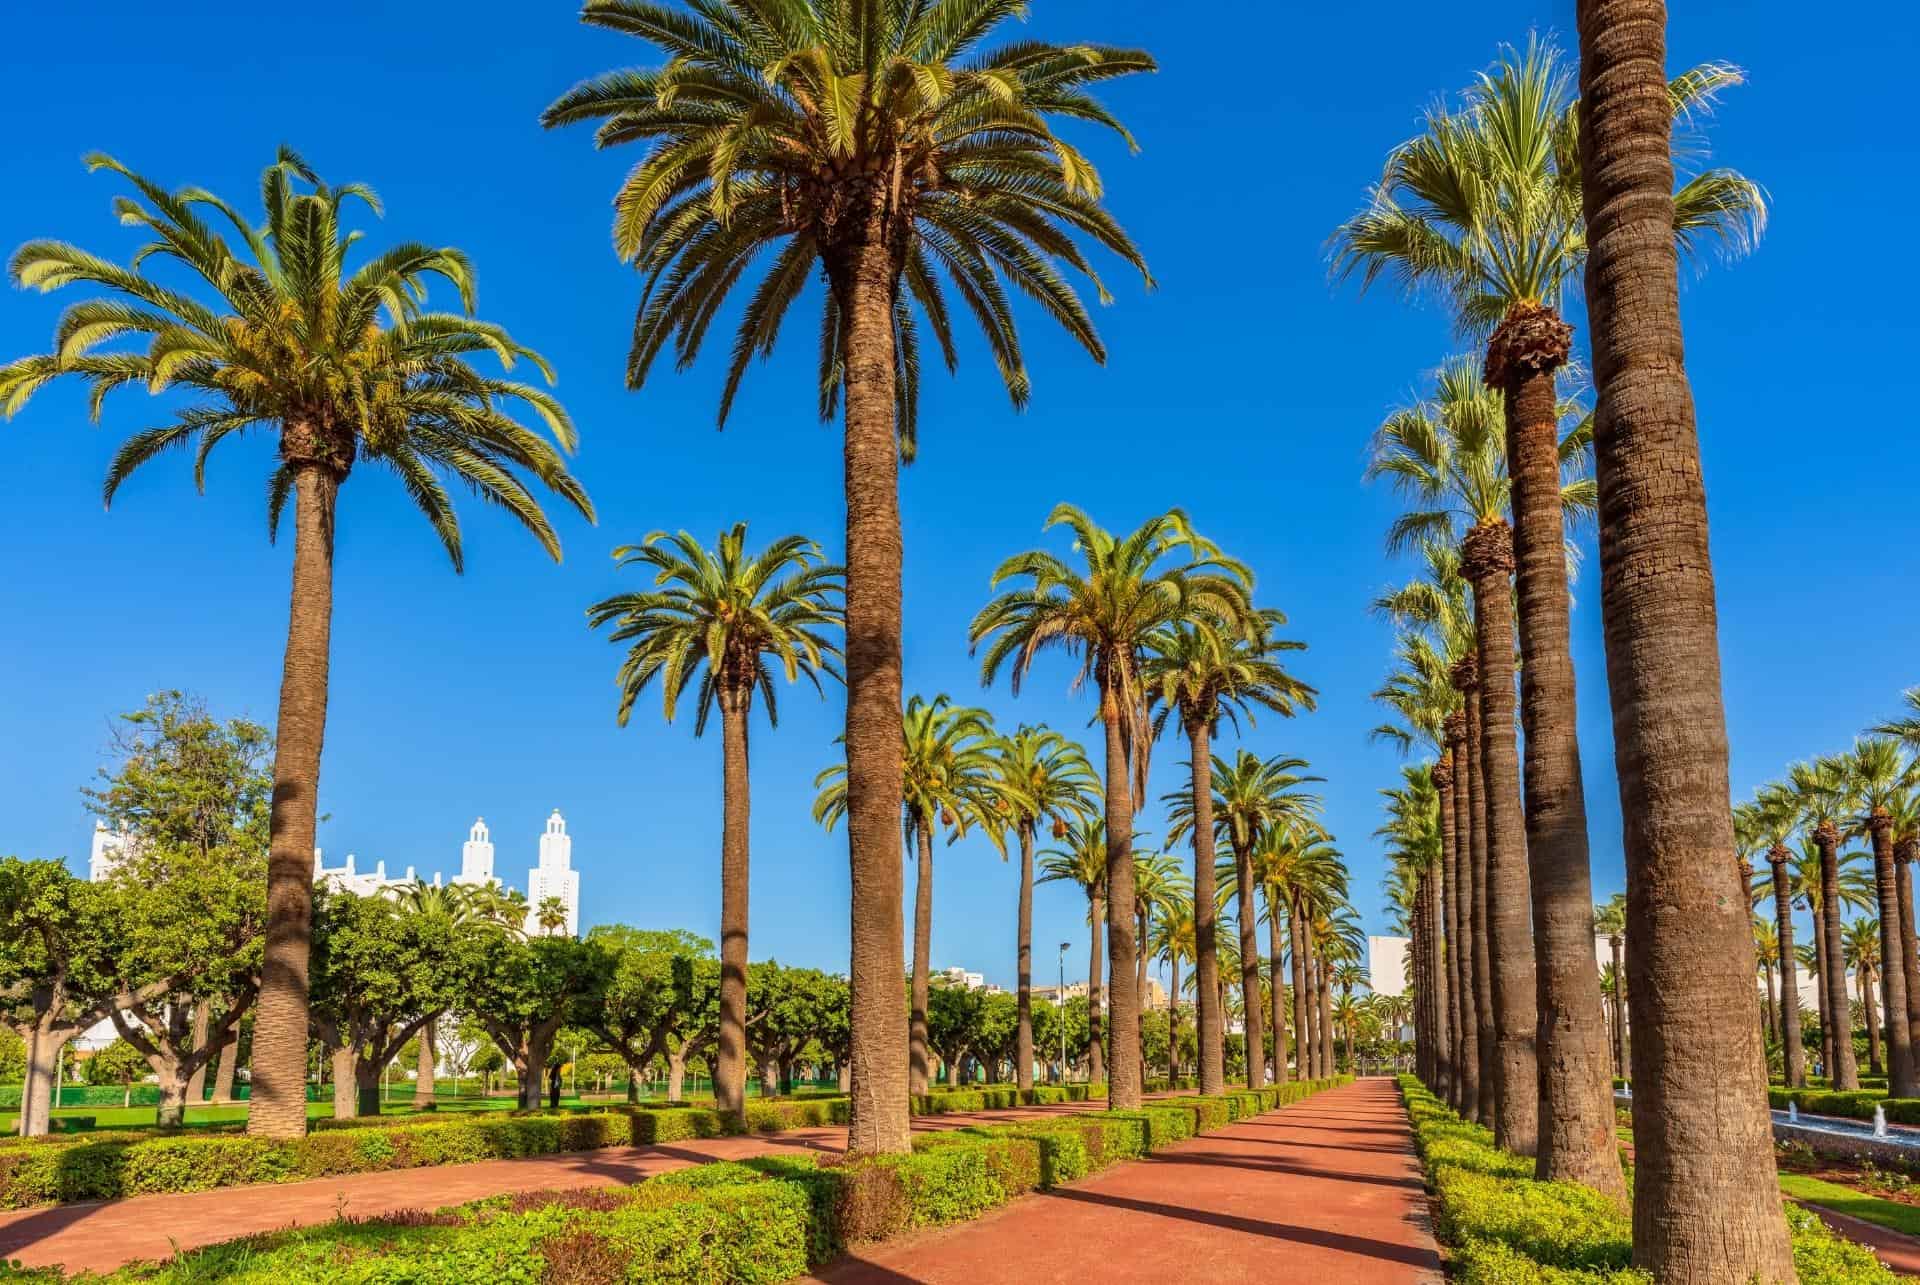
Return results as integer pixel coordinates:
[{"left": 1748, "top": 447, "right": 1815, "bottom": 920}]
[{"left": 1058, "top": 942, "right": 1072, "bottom": 1084}]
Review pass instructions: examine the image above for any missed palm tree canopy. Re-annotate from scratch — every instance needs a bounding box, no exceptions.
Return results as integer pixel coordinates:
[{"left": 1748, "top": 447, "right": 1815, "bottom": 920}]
[
  {"left": 1331, "top": 35, "right": 1765, "bottom": 334},
  {"left": 1142, "top": 609, "right": 1317, "bottom": 741},
  {"left": 1593, "top": 892, "right": 1627, "bottom": 941},
  {"left": 541, "top": 0, "right": 1155, "bottom": 452},
  {"left": 1163, "top": 749, "right": 1322, "bottom": 859},
  {"left": 814, "top": 693, "right": 1004, "bottom": 852},
  {"left": 587, "top": 522, "right": 843, "bottom": 732},
  {"left": 0, "top": 150, "right": 592, "bottom": 569},
  {"left": 985, "top": 724, "right": 1098, "bottom": 835},
  {"left": 971, "top": 503, "right": 1257, "bottom": 802}
]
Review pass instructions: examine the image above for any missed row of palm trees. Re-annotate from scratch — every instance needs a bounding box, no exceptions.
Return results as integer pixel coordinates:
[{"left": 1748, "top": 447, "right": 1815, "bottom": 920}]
[
  {"left": 1739, "top": 701, "right": 1920, "bottom": 1099},
  {"left": 1350, "top": 17, "right": 1805, "bottom": 1277}
]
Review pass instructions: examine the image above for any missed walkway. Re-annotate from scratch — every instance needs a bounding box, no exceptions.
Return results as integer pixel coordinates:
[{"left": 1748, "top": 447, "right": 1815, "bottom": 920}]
[
  {"left": 0, "top": 1100, "right": 1100, "bottom": 1274},
  {"left": 808, "top": 1077, "right": 1443, "bottom": 1284}
]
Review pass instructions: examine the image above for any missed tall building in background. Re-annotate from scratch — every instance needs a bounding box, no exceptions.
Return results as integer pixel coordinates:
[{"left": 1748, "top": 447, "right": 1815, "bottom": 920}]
[{"left": 523, "top": 810, "right": 580, "bottom": 937}]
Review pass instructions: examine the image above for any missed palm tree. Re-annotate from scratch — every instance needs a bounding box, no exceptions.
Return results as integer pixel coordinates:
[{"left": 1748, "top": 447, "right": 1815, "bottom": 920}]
[
  {"left": 1843, "top": 738, "right": 1920, "bottom": 1096},
  {"left": 589, "top": 523, "right": 841, "bottom": 1114},
  {"left": 1169, "top": 751, "right": 1321, "bottom": 1090},
  {"left": 1151, "top": 893, "right": 1197, "bottom": 1085},
  {"left": 1367, "top": 358, "right": 1592, "bottom": 1157},
  {"left": 1744, "top": 786, "right": 1806, "bottom": 1088},
  {"left": 397, "top": 880, "right": 480, "bottom": 1106},
  {"left": 1791, "top": 756, "right": 1861, "bottom": 1090},
  {"left": 1130, "top": 852, "right": 1188, "bottom": 1091},
  {"left": 535, "top": 896, "right": 570, "bottom": 938},
  {"left": 1040, "top": 817, "right": 1111, "bottom": 1082},
  {"left": 973, "top": 504, "right": 1257, "bottom": 1109},
  {"left": 1788, "top": 837, "right": 1874, "bottom": 1081},
  {"left": 817, "top": 694, "right": 1001, "bottom": 1094},
  {"left": 985, "top": 726, "right": 1096, "bottom": 1093},
  {"left": 544, "top": 0, "right": 1154, "bottom": 1158},
  {"left": 1574, "top": 2, "right": 1792, "bottom": 1270},
  {"left": 1143, "top": 614, "right": 1315, "bottom": 1095},
  {"left": 1592, "top": 894, "right": 1628, "bottom": 1082},
  {"left": 1844, "top": 917, "right": 1885, "bottom": 1078},
  {"left": 1375, "top": 766, "right": 1440, "bottom": 1086},
  {"left": 1888, "top": 791, "right": 1920, "bottom": 1065},
  {"left": 0, "top": 153, "right": 591, "bottom": 1139}
]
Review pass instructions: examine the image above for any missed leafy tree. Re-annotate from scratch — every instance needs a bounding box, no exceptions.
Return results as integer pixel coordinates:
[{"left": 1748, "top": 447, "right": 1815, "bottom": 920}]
[
  {"left": 545, "top": 0, "right": 1153, "bottom": 1157},
  {"left": 926, "top": 978, "right": 988, "bottom": 1083},
  {"left": 458, "top": 933, "right": 613, "bottom": 1109},
  {"left": 0, "top": 1026, "right": 23, "bottom": 1084},
  {"left": 746, "top": 964, "right": 846, "bottom": 1095},
  {"left": 0, "top": 153, "right": 592, "bottom": 1139},
  {"left": 588, "top": 525, "right": 839, "bottom": 1115},
  {"left": 581, "top": 925, "right": 713, "bottom": 1102},
  {"left": 87, "top": 1038, "right": 150, "bottom": 1108}
]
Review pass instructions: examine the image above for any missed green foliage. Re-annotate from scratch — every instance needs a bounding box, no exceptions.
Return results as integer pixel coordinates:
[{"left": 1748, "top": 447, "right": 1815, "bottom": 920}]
[
  {"left": 1402, "top": 1077, "right": 1894, "bottom": 1285},
  {"left": 0, "top": 1027, "right": 23, "bottom": 1083},
  {"left": 84, "top": 1040, "right": 148, "bottom": 1094}
]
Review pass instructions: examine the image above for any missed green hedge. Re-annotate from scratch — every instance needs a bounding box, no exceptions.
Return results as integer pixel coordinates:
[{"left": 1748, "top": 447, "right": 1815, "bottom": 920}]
[
  {"left": 1767, "top": 1087, "right": 1920, "bottom": 1126},
  {"left": 1402, "top": 1076, "right": 1894, "bottom": 1284}
]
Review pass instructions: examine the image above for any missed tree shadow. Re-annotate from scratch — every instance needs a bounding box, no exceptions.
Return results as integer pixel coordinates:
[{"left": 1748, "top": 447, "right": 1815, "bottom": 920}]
[{"left": 1043, "top": 1187, "right": 1442, "bottom": 1270}]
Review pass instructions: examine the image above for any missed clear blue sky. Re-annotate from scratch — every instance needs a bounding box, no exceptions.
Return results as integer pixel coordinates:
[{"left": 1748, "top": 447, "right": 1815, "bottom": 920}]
[{"left": 2, "top": 1, "right": 1915, "bottom": 996}]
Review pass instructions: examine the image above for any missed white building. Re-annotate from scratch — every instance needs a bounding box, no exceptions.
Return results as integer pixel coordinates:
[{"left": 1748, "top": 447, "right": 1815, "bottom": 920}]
[{"left": 524, "top": 811, "right": 581, "bottom": 938}]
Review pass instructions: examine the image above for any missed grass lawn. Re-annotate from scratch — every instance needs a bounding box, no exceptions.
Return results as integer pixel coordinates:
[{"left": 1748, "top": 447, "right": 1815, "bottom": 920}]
[{"left": 1778, "top": 1172, "right": 1920, "bottom": 1239}]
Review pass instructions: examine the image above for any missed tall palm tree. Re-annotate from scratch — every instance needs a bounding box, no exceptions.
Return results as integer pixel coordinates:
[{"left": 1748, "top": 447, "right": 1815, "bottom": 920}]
[
  {"left": 1791, "top": 755, "right": 1861, "bottom": 1090},
  {"left": 1788, "top": 837, "right": 1875, "bottom": 1080},
  {"left": 1151, "top": 892, "right": 1197, "bottom": 1085},
  {"left": 817, "top": 694, "right": 1001, "bottom": 1094},
  {"left": 1130, "top": 852, "right": 1188, "bottom": 1090},
  {"left": 1888, "top": 791, "right": 1920, "bottom": 1063},
  {"left": 535, "top": 896, "right": 570, "bottom": 938},
  {"left": 1367, "top": 358, "right": 1593, "bottom": 1156},
  {"left": 1040, "top": 817, "right": 1111, "bottom": 1082},
  {"left": 1745, "top": 786, "right": 1805, "bottom": 1088},
  {"left": 1592, "top": 894, "right": 1628, "bottom": 1082},
  {"left": 973, "top": 505, "right": 1257, "bottom": 1109},
  {"left": 544, "top": 0, "right": 1154, "bottom": 1157},
  {"left": 1844, "top": 917, "right": 1885, "bottom": 1079},
  {"left": 1375, "top": 768, "right": 1439, "bottom": 1084},
  {"left": 1143, "top": 614, "right": 1315, "bottom": 1095},
  {"left": 590, "top": 524, "right": 841, "bottom": 1114},
  {"left": 985, "top": 726, "right": 1096, "bottom": 1093},
  {"left": 1574, "top": 3, "right": 1791, "bottom": 1270},
  {"left": 0, "top": 152, "right": 591, "bottom": 1139},
  {"left": 1843, "top": 738, "right": 1920, "bottom": 1096},
  {"left": 1170, "top": 751, "right": 1322, "bottom": 1090}
]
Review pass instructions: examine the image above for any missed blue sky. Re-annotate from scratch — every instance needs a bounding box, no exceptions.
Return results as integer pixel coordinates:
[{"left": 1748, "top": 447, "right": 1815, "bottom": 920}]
[{"left": 2, "top": 1, "right": 1915, "bottom": 997}]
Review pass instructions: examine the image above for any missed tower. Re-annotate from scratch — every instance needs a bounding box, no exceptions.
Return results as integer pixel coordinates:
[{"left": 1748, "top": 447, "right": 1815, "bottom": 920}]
[
  {"left": 459, "top": 817, "right": 496, "bottom": 886},
  {"left": 524, "top": 809, "right": 581, "bottom": 936}
]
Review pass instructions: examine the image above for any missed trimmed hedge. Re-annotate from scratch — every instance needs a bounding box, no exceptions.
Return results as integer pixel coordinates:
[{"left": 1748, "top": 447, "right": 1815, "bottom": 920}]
[
  {"left": 49, "top": 1076, "right": 1353, "bottom": 1282},
  {"left": 1402, "top": 1076, "right": 1894, "bottom": 1284},
  {"left": 1767, "top": 1087, "right": 1920, "bottom": 1127}
]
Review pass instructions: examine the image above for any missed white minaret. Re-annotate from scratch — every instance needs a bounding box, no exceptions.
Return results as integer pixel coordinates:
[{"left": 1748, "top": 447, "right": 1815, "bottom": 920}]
[
  {"left": 89, "top": 822, "right": 133, "bottom": 882},
  {"left": 524, "top": 809, "right": 581, "bottom": 936},
  {"left": 459, "top": 817, "right": 496, "bottom": 886}
]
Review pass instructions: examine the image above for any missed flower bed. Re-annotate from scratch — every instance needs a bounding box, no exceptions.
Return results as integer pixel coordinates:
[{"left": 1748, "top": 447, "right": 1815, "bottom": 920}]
[
  {"left": 6, "top": 1079, "right": 1352, "bottom": 1281},
  {"left": 1401, "top": 1076, "right": 1895, "bottom": 1283}
]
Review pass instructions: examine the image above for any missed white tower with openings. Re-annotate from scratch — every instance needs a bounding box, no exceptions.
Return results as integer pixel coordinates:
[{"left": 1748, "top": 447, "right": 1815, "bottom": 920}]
[{"left": 524, "top": 810, "right": 580, "bottom": 937}]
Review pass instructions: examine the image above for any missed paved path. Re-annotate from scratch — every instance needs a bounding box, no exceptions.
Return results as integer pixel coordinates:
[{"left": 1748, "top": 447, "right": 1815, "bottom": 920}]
[
  {"left": 1796, "top": 1202, "right": 1920, "bottom": 1278},
  {"left": 806, "top": 1077, "right": 1443, "bottom": 1285},
  {"left": 0, "top": 1100, "right": 1101, "bottom": 1274}
]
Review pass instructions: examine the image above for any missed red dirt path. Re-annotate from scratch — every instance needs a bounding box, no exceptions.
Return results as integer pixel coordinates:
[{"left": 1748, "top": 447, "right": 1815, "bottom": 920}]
[
  {"left": 0, "top": 1100, "right": 1101, "bottom": 1275},
  {"left": 805, "top": 1077, "right": 1444, "bottom": 1285}
]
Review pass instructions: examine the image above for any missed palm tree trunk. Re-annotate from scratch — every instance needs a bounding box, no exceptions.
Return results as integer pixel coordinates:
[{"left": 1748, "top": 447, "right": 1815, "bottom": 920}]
[
  {"left": 715, "top": 692, "right": 753, "bottom": 1115},
  {"left": 1898, "top": 846, "right": 1920, "bottom": 1060},
  {"left": 1428, "top": 853, "right": 1451, "bottom": 1095},
  {"left": 1268, "top": 893, "right": 1289, "bottom": 1084},
  {"left": 1317, "top": 959, "right": 1334, "bottom": 1077},
  {"left": 1136, "top": 906, "right": 1150, "bottom": 1095},
  {"left": 1016, "top": 820, "right": 1035, "bottom": 1094},
  {"left": 1771, "top": 854, "right": 1805, "bottom": 1087},
  {"left": 1169, "top": 953, "right": 1181, "bottom": 1085},
  {"left": 1871, "top": 814, "right": 1916, "bottom": 1095},
  {"left": 1099, "top": 692, "right": 1141, "bottom": 1109},
  {"left": 1760, "top": 961, "right": 1776, "bottom": 1046},
  {"left": 1812, "top": 911, "right": 1834, "bottom": 1079},
  {"left": 829, "top": 233, "right": 910, "bottom": 1156},
  {"left": 1445, "top": 726, "right": 1481, "bottom": 1117},
  {"left": 250, "top": 463, "right": 338, "bottom": 1141},
  {"left": 1863, "top": 963, "right": 1883, "bottom": 1079},
  {"left": 414, "top": 1023, "right": 437, "bottom": 1108},
  {"left": 1610, "top": 934, "right": 1628, "bottom": 1080},
  {"left": 1088, "top": 886, "right": 1106, "bottom": 1083},
  {"left": 1490, "top": 315, "right": 1623, "bottom": 1196},
  {"left": 1814, "top": 824, "right": 1859, "bottom": 1089},
  {"left": 1185, "top": 717, "right": 1224, "bottom": 1095},
  {"left": 1574, "top": 3, "right": 1795, "bottom": 1269},
  {"left": 1289, "top": 894, "right": 1310, "bottom": 1089},
  {"left": 1460, "top": 520, "right": 1540, "bottom": 1158},
  {"left": 1234, "top": 841, "right": 1266, "bottom": 1089},
  {"left": 1457, "top": 678, "right": 1499, "bottom": 1126},
  {"left": 910, "top": 818, "right": 934, "bottom": 1096}
]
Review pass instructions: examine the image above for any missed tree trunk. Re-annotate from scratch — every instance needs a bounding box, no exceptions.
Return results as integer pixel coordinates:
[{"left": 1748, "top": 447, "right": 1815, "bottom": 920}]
[
  {"left": 331, "top": 1046, "right": 356, "bottom": 1120},
  {"left": 1088, "top": 887, "right": 1106, "bottom": 1084},
  {"left": 1234, "top": 840, "right": 1266, "bottom": 1090},
  {"left": 1771, "top": 854, "right": 1805, "bottom": 1088},
  {"left": 1429, "top": 858, "right": 1450, "bottom": 1081},
  {"left": 1460, "top": 681, "right": 1498, "bottom": 1125},
  {"left": 1460, "top": 519, "right": 1540, "bottom": 1158},
  {"left": 1289, "top": 895, "right": 1311, "bottom": 1090},
  {"left": 1317, "top": 960, "right": 1334, "bottom": 1078},
  {"left": 1760, "top": 961, "right": 1776, "bottom": 1046},
  {"left": 18, "top": 1023, "right": 59, "bottom": 1138},
  {"left": 1136, "top": 907, "right": 1150, "bottom": 1094},
  {"left": 250, "top": 463, "right": 338, "bottom": 1141},
  {"left": 1016, "top": 821, "right": 1035, "bottom": 1093},
  {"left": 716, "top": 692, "right": 753, "bottom": 1116},
  {"left": 1489, "top": 316, "right": 1624, "bottom": 1196},
  {"left": 1100, "top": 694, "right": 1141, "bottom": 1108},
  {"left": 666, "top": 1045, "right": 688, "bottom": 1102},
  {"left": 1268, "top": 893, "right": 1289, "bottom": 1084},
  {"left": 909, "top": 818, "right": 934, "bottom": 1096},
  {"left": 1862, "top": 965, "right": 1883, "bottom": 1079},
  {"left": 1898, "top": 847, "right": 1920, "bottom": 1060},
  {"left": 184, "top": 1005, "right": 211, "bottom": 1108},
  {"left": 415, "top": 1023, "right": 437, "bottom": 1108},
  {"left": 1575, "top": 3, "right": 1796, "bottom": 1271},
  {"left": 1811, "top": 906, "right": 1834, "bottom": 1079},
  {"left": 213, "top": 1035, "right": 239, "bottom": 1104},
  {"left": 1186, "top": 718, "right": 1225, "bottom": 1095},
  {"left": 1871, "top": 815, "right": 1916, "bottom": 1095},
  {"left": 1170, "top": 953, "right": 1183, "bottom": 1086},
  {"left": 1445, "top": 726, "right": 1480, "bottom": 1118},
  {"left": 1814, "top": 824, "right": 1859, "bottom": 1089},
  {"left": 355, "top": 1058, "right": 383, "bottom": 1118},
  {"left": 1610, "top": 935, "right": 1629, "bottom": 1081},
  {"left": 827, "top": 230, "right": 909, "bottom": 1156}
]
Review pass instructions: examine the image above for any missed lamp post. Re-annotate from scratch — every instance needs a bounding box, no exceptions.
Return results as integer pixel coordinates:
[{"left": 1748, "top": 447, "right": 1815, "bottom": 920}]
[{"left": 1058, "top": 942, "right": 1072, "bottom": 1083}]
